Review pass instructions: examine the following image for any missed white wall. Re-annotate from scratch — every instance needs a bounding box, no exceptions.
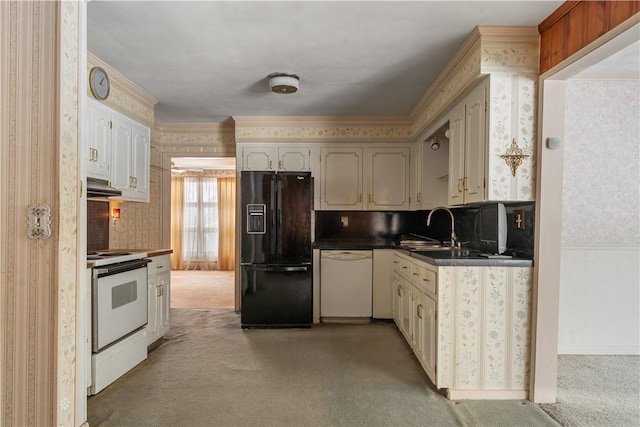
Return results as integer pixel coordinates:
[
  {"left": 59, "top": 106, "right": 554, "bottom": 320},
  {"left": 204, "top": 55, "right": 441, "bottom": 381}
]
[{"left": 559, "top": 79, "right": 640, "bottom": 355}]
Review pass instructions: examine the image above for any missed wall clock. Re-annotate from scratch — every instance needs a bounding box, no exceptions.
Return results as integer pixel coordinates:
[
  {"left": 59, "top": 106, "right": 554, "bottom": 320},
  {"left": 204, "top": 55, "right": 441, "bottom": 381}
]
[{"left": 89, "top": 67, "right": 110, "bottom": 100}]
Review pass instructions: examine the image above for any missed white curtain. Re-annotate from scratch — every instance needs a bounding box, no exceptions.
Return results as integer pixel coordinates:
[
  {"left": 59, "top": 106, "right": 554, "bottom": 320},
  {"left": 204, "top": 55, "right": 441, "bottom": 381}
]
[{"left": 182, "top": 177, "right": 219, "bottom": 270}]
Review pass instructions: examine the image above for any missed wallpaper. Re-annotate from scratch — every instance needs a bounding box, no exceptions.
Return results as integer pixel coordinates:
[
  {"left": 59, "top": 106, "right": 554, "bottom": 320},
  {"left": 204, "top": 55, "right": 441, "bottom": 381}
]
[
  {"left": 438, "top": 266, "right": 532, "bottom": 391},
  {"left": 110, "top": 167, "right": 163, "bottom": 250},
  {"left": 58, "top": 2, "right": 80, "bottom": 425},
  {"left": 563, "top": 79, "right": 640, "bottom": 244}
]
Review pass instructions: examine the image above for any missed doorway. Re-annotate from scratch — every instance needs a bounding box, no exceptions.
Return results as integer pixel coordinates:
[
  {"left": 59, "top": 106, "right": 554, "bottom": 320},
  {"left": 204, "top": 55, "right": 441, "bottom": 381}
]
[
  {"left": 169, "top": 157, "right": 237, "bottom": 310},
  {"left": 533, "top": 19, "right": 639, "bottom": 406}
]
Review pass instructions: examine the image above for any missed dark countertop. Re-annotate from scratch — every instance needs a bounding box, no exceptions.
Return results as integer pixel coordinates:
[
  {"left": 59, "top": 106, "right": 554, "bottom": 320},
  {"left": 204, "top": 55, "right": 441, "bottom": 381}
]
[
  {"left": 394, "top": 247, "right": 533, "bottom": 267},
  {"left": 313, "top": 239, "right": 396, "bottom": 250},
  {"left": 314, "top": 239, "right": 533, "bottom": 267}
]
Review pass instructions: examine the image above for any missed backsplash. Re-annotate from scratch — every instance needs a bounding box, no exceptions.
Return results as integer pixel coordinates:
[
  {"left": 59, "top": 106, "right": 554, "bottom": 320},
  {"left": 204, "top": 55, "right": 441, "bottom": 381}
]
[
  {"left": 87, "top": 201, "right": 110, "bottom": 251},
  {"left": 315, "top": 202, "right": 535, "bottom": 258}
]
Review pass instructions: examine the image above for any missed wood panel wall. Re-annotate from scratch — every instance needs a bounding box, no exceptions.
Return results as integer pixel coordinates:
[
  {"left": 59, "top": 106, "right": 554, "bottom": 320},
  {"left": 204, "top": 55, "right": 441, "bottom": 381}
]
[{"left": 539, "top": 1, "right": 640, "bottom": 74}]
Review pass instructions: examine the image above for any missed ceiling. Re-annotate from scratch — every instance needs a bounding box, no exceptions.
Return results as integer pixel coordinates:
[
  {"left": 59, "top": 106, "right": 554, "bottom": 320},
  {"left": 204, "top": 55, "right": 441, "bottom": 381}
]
[
  {"left": 87, "top": 1, "right": 563, "bottom": 124},
  {"left": 574, "top": 40, "right": 640, "bottom": 78}
]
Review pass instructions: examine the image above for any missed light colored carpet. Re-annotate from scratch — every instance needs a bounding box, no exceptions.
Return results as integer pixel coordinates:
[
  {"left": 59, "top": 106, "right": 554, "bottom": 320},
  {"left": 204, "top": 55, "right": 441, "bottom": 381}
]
[
  {"left": 170, "top": 270, "right": 234, "bottom": 309},
  {"left": 88, "top": 308, "right": 560, "bottom": 427},
  {"left": 540, "top": 355, "right": 640, "bottom": 427}
]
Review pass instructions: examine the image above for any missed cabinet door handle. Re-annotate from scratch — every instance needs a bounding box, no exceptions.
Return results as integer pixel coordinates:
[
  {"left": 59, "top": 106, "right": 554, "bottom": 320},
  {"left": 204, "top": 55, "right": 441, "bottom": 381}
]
[
  {"left": 397, "top": 285, "right": 401, "bottom": 296},
  {"left": 417, "top": 304, "right": 423, "bottom": 319},
  {"left": 278, "top": 160, "right": 282, "bottom": 169},
  {"left": 463, "top": 177, "right": 469, "bottom": 191},
  {"left": 358, "top": 194, "right": 362, "bottom": 203},
  {"left": 269, "top": 160, "right": 273, "bottom": 169},
  {"left": 457, "top": 178, "right": 463, "bottom": 193},
  {"left": 412, "top": 272, "right": 418, "bottom": 276}
]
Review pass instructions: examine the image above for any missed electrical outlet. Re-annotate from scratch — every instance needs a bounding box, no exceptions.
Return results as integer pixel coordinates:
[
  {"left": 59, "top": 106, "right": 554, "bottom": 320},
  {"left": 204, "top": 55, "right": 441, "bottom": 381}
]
[
  {"left": 340, "top": 216, "right": 349, "bottom": 227},
  {"left": 513, "top": 210, "right": 525, "bottom": 230}
]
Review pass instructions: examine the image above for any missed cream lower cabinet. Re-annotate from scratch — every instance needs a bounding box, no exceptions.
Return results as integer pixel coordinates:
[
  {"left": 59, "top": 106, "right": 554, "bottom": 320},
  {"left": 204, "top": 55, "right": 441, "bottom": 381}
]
[
  {"left": 372, "top": 249, "right": 394, "bottom": 319},
  {"left": 146, "top": 254, "right": 171, "bottom": 346},
  {"left": 412, "top": 287, "right": 437, "bottom": 382},
  {"left": 393, "top": 252, "right": 438, "bottom": 384},
  {"left": 393, "top": 250, "right": 533, "bottom": 399}
]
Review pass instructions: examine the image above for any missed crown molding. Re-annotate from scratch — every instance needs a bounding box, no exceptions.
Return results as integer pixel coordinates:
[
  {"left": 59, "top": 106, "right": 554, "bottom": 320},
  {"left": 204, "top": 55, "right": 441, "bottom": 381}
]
[
  {"left": 410, "top": 25, "right": 539, "bottom": 138},
  {"left": 88, "top": 52, "right": 158, "bottom": 108},
  {"left": 155, "top": 121, "right": 236, "bottom": 149},
  {"left": 479, "top": 26, "right": 540, "bottom": 74},
  {"left": 233, "top": 116, "right": 413, "bottom": 143},
  {"left": 154, "top": 121, "right": 234, "bottom": 133},
  {"left": 410, "top": 29, "right": 482, "bottom": 137}
]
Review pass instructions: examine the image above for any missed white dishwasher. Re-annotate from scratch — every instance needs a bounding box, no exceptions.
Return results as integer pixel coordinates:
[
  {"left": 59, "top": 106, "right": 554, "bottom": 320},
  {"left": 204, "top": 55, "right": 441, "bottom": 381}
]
[{"left": 320, "top": 250, "right": 373, "bottom": 318}]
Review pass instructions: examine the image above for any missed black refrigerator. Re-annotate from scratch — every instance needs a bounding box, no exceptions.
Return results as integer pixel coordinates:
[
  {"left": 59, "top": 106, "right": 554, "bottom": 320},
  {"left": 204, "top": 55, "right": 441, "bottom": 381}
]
[{"left": 240, "top": 171, "right": 313, "bottom": 328}]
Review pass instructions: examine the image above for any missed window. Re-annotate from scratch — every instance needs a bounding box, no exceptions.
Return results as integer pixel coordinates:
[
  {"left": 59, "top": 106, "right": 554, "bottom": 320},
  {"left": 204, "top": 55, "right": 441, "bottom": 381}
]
[{"left": 182, "top": 177, "right": 219, "bottom": 261}]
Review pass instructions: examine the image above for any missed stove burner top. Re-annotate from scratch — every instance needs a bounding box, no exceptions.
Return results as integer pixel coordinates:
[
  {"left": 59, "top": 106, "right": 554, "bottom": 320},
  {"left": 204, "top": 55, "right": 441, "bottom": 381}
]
[
  {"left": 87, "top": 251, "right": 146, "bottom": 266},
  {"left": 96, "top": 252, "right": 131, "bottom": 257}
]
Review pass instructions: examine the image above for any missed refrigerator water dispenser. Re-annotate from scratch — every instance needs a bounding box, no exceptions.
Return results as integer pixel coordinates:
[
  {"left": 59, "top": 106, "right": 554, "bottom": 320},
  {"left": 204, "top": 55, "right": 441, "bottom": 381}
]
[{"left": 246, "top": 204, "right": 266, "bottom": 234}]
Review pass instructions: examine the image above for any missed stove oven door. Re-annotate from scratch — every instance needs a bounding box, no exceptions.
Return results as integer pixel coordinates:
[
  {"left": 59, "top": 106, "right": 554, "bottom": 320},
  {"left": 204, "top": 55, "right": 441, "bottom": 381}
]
[{"left": 92, "top": 263, "right": 148, "bottom": 352}]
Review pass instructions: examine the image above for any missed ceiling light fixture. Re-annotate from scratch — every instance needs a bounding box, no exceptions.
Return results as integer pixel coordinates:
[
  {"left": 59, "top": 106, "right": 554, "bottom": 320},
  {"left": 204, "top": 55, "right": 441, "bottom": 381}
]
[{"left": 268, "top": 72, "right": 299, "bottom": 94}]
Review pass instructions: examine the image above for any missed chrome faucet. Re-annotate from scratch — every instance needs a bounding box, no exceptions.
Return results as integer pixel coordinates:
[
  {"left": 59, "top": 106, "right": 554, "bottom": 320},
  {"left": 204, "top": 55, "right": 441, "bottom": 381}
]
[{"left": 426, "top": 206, "right": 457, "bottom": 248}]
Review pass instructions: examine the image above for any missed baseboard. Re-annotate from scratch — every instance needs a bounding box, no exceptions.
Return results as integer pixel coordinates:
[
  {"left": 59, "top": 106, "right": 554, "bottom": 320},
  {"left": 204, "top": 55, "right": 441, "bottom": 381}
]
[
  {"left": 558, "top": 345, "right": 640, "bottom": 355},
  {"left": 320, "top": 316, "right": 371, "bottom": 324},
  {"left": 446, "top": 389, "right": 528, "bottom": 400}
]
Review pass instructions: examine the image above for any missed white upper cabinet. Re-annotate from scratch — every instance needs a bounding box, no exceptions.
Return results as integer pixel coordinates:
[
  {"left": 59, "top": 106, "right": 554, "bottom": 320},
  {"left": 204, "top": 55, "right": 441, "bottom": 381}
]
[
  {"left": 239, "top": 144, "right": 311, "bottom": 171},
  {"left": 128, "top": 123, "right": 150, "bottom": 201},
  {"left": 463, "top": 83, "right": 487, "bottom": 204},
  {"left": 85, "top": 99, "right": 112, "bottom": 181},
  {"left": 278, "top": 146, "right": 311, "bottom": 171},
  {"left": 240, "top": 145, "right": 277, "bottom": 170},
  {"left": 365, "top": 147, "right": 410, "bottom": 210},
  {"left": 318, "top": 145, "right": 410, "bottom": 211},
  {"left": 85, "top": 98, "right": 150, "bottom": 202},
  {"left": 448, "top": 80, "right": 487, "bottom": 205},
  {"left": 110, "top": 114, "right": 133, "bottom": 193},
  {"left": 319, "top": 147, "right": 363, "bottom": 210},
  {"left": 110, "top": 111, "right": 150, "bottom": 202}
]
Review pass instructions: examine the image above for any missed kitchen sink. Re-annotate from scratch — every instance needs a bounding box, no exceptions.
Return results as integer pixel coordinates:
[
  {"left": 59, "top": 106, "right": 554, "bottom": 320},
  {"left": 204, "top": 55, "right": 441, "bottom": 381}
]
[{"left": 408, "top": 245, "right": 452, "bottom": 251}]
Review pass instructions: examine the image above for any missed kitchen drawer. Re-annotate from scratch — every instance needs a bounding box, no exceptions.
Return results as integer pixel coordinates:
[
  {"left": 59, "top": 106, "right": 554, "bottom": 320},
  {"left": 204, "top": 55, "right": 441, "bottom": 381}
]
[
  {"left": 396, "top": 256, "right": 412, "bottom": 279},
  {"left": 414, "top": 265, "right": 437, "bottom": 297},
  {"left": 148, "top": 254, "right": 170, "bottom": 276}
]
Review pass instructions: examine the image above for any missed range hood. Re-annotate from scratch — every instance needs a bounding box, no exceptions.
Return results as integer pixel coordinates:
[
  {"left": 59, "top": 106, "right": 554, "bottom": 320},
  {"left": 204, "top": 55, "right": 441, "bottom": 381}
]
[{"left": 86, "top": 177, "right": 122, "bottom": 198}]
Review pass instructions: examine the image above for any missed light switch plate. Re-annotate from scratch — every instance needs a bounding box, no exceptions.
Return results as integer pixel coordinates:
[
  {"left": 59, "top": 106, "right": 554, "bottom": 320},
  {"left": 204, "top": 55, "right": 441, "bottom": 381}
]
[
  {"left": 340, "top": 216, "right": 349, "bottom": 227},
  {"left": 513, "top": 210, "right": 525, "bottom": 230}
]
